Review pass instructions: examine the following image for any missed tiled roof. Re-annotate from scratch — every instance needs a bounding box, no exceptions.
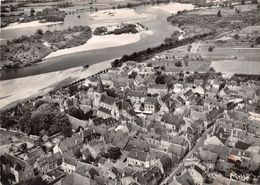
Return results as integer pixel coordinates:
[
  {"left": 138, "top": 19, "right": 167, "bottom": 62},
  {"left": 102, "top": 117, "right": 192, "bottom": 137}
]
[
  {"left": 235, "top": 141, "right": 251, "bottom": 150},
  {"left": 161, "top": 113, "right": 185, "bottom": 127},
  {"left": 183, "top": 89, "right": 193, "bottom": 98},
  {"left": 145, "top": 97, "right": 158, "bottom": 105},
  {"left": 161, "top": 93, "right": 171, "bottom": 103},
  {"left": 204, "top": 144, "right": 230, "bottom": 160},
  {"left": 110, "top": 131, "right": 130, "bottom": 150},
  {"left": 148, "top": 83, "right": 167, "bottom": 89},
  {"left": 98, "top": 106, "right": 111, "bottom": 115},
  {"left": 59, "top": 134, "right": 83, "bottom": 153},
  {"left": 176, "top": 96, "right": 185, "bottom": 104},
  {"left": 176, "top": 171, "right": 195, "bottom": 185},
  {"left": 100, "top": 95, "right": 119, "bottom": 105},
  {"left": 199, "top": 149, "right": 218, "bottom": 163},
  {"left": 127, "top": 90, "right": 146, "bottom": 98},
  {"left": 38, "top": 152, "right": 62, "bottom": 166},
  {"left": 27, "top": 148, "right": 45, "bottom": 160},
  {"left": 64, "top": 156, "right": 77, "bottom": 166},
  {"left": 128, "top": 149, "right": 149, "bottom": 162}
]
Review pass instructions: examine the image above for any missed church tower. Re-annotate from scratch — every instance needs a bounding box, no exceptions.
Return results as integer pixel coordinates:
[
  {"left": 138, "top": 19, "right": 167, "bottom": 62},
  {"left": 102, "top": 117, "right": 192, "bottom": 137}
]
[{"left": 93, "top": 76, "right": 105, "bottom": 107}]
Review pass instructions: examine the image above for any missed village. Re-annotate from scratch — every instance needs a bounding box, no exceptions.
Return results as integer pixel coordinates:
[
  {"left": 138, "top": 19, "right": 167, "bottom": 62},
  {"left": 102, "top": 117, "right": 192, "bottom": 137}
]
[
  {"left": 1, "top": 54, "right": 260, "bottom": 185},
  {"left": 1, "top": 0, "right": 260, "bottom": 184}
]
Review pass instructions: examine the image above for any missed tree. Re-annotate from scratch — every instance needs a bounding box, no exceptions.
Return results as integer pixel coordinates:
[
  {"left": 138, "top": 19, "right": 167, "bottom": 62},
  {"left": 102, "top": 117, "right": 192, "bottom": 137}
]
[
  {"left": 18, "top": 111, "right": 32, "bottom": 132},
  {"left": 27, "top": 103, "right": 71, "bottom": 136},
  {"left": 155, "top": 75, "right": 166, "bottom": 84},
  {"left": 208, "top": 46, "right": 215, "bottom": 52},
  {"left": 67, "top": 106, "right": 82, "bottom": 119},
  {"left": 256, "top": 37, "right": 260, "bottom": 45},
  {"left": 36, "top": 29, "right": 43, "bottom": 36},
  {"left": 174, "top": 61, "right": 182, "bottom": 67},
  {"left": 30, "top": 8, "right": 35, "bottom": 16},
  {"left": 217, "top": 10, "right": 222, "bottom": 17},
  {"left": 74, "top": 149, "right": 82, "bottom": 159},
  {"left": 233, "top": 34, "right": 239, "bottom": 40},
  {"left": 62, "top": 126, "right": 73, "bottom": 138},
  {"left": 34, "top": 99, "right": 45, "bottom": 108},
  {"left": 107, "top": 147, "right": 121, "bottom": 160},
  {"left": 20, "top": 143, "right": 28, "bottom": 153},
  {"left": 129, "top": 71, "right": 138, "bottom": 79}
]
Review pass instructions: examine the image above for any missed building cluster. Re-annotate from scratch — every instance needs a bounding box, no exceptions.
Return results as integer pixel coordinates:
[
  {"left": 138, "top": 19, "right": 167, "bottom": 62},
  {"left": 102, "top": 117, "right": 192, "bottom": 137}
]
[{"left": 1, "top": 61, "right": 260, "bottom": 185}]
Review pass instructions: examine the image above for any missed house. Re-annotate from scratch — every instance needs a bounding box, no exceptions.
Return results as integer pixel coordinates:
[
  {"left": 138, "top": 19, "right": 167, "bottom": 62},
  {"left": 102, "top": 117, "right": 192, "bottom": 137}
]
[
  {"left": 0, "top": 154, "right": 35, "bottom": 184},
  {"left": 187, "top": 166, "right": 204, "bottom": 185},
  {"left": 203, "top": 144, "right": 230, "bottom": 161},
  {"left": 100, "top": 161, "right": 118, "bottom": 180},
  {"left": 205, "top": 107, "right": 224, "bottom": 126},
  {"left": 35, "top": 152, "right": 63, "bottom": 175},
  {"left": 54, "top": 170, "right": 92, "bottom": 185},
  {"left": 82, "top": 149, "right": 92, "bottom": 162},
  {"left": 183, "top": 89, "right": 194, "bottom": 100},
  {"left": 134, "top": 74, "right": 145, "bottom": 85},
  {"left": 132, "top": 166, "right": 162, "bottom": 185},
  {"left": 84, "top": 76, "right": 99, "bottom": 87},
  {"left": 175, "top": 96, "right": 185, "bottom": 108},
  {"left": 227, "top": 148, "right": 252, "bottom": 168},
  {"left": 212, "top": 175, "right": 252, "bottom": 185},
  {"left": 194, "top": 79, "right": 204, "bottom": 86},
  {"left": 161, "top": 113, "right": 186, "bottom": 132},
  {"left": 159, "top": 93, "right": 175, "bottom": 114},
  {"left": 127, "top": 149, "right": 150, "bottom": 168},
  {"left": 106, "top": 130, "right": 130, "bottom": 150},
  {"left": 147, "top": 83, "right": 168, "bottom": 97},
  {"left": 157, "top": 154, "right": 173, "bottom": 176},
  {"left": 144, "top": 97, "right": 159, "bottom": 113},
  {"left": 226, "top": 80, "right": 239, "bottom": 91},
  {"left": 86, "top": 141, "right": 107, "bottom": 159},
  {"left": 61, "top": 156, "right": 78, "bottom": 174},
  {"left": 25, "top": 147, "right": 45, "bottom": 163},
  {"left": 80, "top": 128, "right": 101, "bottom": 143},
  {"left": 53, "top": 134, "right": 83, "bottom": 157},
  {"left": 173, "top": 171, "right": 196, "bottom": 185},
  {"left": 127, "top": 90, "right": 146, "bottom": 105},
  {"left": 162, "top": 135, "right": 189, "bottom": 159},
  {"left": 173, "top": 83, "right": 184, "bottom": 94},
  {"left": 199, "top": 148, "right": 218, "bottom": 171},
  {"left": 211, "top": 124, "right": 230, "bottom": 145},
  {"left": 125, "top": 137, "right": 150, "bottom": 152},
  {"left": 145, "top": 132, "right": 161, "bottom": 148},
  {"left": 116, "top": 100, "right": 136, "bottom": 121}
]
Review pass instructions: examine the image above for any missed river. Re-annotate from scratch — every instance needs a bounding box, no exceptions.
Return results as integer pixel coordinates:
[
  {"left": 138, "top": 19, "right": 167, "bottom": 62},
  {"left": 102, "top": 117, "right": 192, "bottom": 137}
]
[{"left": 0, "top": 3, "right": 195, "bottom": 80}]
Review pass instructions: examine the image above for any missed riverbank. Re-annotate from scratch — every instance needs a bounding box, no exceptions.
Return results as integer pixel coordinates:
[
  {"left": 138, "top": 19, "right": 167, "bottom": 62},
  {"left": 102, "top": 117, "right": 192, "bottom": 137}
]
[
  {"left": 1, "top": 20, "right": 63, "bottom": 30},
  {"left": 0, "top": 60, "right": 112, "bottom": 110},
  {"left": 151, "top": 2, "right": 194, "bottom": 14},
  {"left": 45, "top": 29, "right": 153, "bottom": 59}
]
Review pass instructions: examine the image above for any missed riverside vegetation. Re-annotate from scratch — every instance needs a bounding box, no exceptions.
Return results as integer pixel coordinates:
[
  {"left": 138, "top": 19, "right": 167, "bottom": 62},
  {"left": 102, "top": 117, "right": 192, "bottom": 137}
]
[
  {"left": 0, "top": 26, "right": 92, "bottom": 70},
  {"left": 1, "top": 7, "right": 66, "bottom": 28}
]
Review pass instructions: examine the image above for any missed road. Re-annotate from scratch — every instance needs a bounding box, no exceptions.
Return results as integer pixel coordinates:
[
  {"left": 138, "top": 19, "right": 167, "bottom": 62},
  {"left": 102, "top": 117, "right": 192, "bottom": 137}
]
[{"left": 161, "top": 127, "right": 212, "bottom": 185}]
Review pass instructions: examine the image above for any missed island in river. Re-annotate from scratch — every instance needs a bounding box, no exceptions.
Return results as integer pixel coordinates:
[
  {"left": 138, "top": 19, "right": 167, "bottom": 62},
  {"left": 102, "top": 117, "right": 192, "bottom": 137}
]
[
  {"left": 0, "top": 26, "right": 92, "bottom": 70},
  {"left": 1, "top": 7, "right": 66, "bottom": 28}
]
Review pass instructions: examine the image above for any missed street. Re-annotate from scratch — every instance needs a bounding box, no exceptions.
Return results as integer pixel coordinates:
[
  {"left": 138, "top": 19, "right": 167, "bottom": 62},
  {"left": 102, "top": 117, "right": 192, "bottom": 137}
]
[{"left": 161, "top": 127, "right": 212, "bottom": 185}]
